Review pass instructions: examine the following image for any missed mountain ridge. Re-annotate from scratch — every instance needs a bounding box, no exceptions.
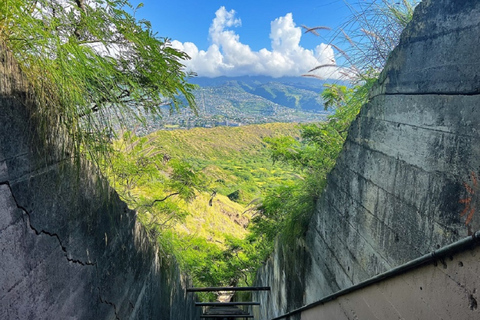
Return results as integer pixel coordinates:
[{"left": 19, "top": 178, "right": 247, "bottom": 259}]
[{"left": 137, "top": 76, "right": 339, "bottom": 134}]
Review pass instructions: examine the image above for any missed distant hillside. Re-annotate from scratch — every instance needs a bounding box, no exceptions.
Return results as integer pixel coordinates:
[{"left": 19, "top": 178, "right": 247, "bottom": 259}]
[
  {"left": 248, "top": 82, "right": 322, "bottom": 111},
  {"left": 137, "top": 76, "right": 339, "bottom": 135},
  {"left": 147, "top": 121, "right": 301, "bottom": 242},
  {"left": 109, "top": 122, "right": 302, "bottom": 242},
  {"left": 148, "top": 122, "right": 300, "bottom": 164},
  {"left": 191, "top": 76, "right": 331, "bottom": 113}
]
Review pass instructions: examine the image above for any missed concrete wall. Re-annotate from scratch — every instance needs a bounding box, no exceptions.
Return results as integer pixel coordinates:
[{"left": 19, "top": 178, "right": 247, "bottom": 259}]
[
  {"left": 254, "top": 0, "right": 480, "bottom": 318},
  {"left": 301, "top": 243, "right": 480, "bottom": 320},
  {"left": 0, "top": 43, "right": 198, "bottom": 319}
]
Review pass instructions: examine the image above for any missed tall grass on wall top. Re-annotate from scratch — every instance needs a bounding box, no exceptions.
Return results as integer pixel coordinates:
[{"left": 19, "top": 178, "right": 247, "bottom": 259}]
[
  {"left": 0, "top": 0, "right": 196, "bottom": 163},
  {"left": 340, "top": 0, "right": 417, "bottom": 79},
  {"left": 306, "top": 0, "right": 418, "bottom": 82}
]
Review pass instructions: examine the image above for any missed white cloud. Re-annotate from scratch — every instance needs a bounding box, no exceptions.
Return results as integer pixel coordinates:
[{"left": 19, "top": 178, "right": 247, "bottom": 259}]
[{"left": 172, "top": 7, "right": 342, "bottom": 79}]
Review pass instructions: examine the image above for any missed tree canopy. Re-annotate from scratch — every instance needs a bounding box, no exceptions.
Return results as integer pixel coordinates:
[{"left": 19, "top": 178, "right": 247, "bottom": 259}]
[{"left": 0, "top": 0, "right": 196, "bottom": 160}]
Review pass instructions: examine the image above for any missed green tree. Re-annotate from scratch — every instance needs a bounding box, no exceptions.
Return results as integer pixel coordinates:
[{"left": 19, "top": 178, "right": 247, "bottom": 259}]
[
  {"left": 0, "top": 0, "right": 196, "bottom": 161},
  {"left": 249, "top": 1, "right": 419, "bottom": 253},
  {"left": 254, "top": 80, "right": 374, "bottom": 247},
  {"left": 105, "top": 132, "right": 205, "bottom": 237}
]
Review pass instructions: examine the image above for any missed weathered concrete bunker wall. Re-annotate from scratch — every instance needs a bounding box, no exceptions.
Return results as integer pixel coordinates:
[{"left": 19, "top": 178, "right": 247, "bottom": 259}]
[
  {"left": 300, "top": 242, "right": 480, "bottom": 320},
  {"left": 0, "top": 45, "right": 198, "bottom": 319},
  {"left": 254, "top": 0, "right": 480, "bottom": 318}
]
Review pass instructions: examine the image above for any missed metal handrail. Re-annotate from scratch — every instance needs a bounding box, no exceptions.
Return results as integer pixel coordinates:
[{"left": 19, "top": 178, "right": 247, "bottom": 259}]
[
  {"left": 196, "top": 302, "right": 261, "bottom": 306},
  {"left": 271, "top": 230, "right": 480, "bottom": 320},
  {"left": 200, "top": 316, "right": 254, "bottom": 319},
  {"left": 187, "top": 286, "right": 270, "bottom": 292}
]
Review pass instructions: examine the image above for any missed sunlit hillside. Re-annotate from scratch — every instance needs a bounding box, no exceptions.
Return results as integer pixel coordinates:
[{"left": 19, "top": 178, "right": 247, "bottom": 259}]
[
  {"left": 146, "top": 122, "right": 301, "bottom": 203},
  {"left": 104, "top": 122, "right": 302, "bottom": 289}
]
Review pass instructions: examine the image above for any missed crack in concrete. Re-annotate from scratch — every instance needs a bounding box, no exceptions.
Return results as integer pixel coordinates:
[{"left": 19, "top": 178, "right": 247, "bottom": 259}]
[
  {"left": 99, "top": 291, "right": 120, "bottom": 320},
  {"left": 6, "top": 278, "right": 23, "bottom": 294},
  {"left": 1, "top": 181, "right": 96, "bottom": 267}
]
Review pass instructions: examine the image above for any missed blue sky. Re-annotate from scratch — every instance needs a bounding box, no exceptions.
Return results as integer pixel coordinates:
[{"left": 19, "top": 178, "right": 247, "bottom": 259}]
[{"left": 129, "top": 0, "right": 356, "bottom": 78}]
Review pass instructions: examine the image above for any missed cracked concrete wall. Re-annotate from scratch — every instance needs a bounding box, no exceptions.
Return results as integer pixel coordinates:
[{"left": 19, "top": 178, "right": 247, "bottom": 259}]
[
  {"left": 253, "top": 0, "right": 480, "bottom": 319},
  {"left": 0, "top": 44, "right": 198, "bottom": 319},
  {"left": 300, "top": 245, "right": 480, "bottom": 320}
]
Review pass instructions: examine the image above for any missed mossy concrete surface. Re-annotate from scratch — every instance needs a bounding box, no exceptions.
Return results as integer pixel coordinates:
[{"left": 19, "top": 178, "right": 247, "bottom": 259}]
[{"left": 0, "top": 43, "right": 198, "bottom": 319}]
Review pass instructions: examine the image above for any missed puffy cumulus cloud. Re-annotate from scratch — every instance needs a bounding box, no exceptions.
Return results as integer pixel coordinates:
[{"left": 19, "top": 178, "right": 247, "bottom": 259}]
[{"left": 172, "top": 7, "right": 342, "bottom": 79}]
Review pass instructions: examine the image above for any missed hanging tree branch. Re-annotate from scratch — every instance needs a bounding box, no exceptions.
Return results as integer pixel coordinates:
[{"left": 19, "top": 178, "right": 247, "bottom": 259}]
[
  {"left": 141, "top": 192, "right": 180, "bottom": 208},
  {"left": 0, "top": 0, "right": 197, "bottom": 162}
]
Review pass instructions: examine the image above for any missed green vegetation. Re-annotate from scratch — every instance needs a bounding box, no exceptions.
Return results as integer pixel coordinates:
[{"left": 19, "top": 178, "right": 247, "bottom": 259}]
[
  {"left": 251, "top": 82, "right": 323, "bottom": 111},
  {"left": 3, "top": 0, "right": 419, "bottom": 303},
  {"left": 252, "top": 81, "right": 374, "bottom": 247},
  {"left": 251, "top": 0, "right": 419, "bottom": 247},
  {"left": 102, "top": 123, "right": 301, "bottom": 298},
  {"left": 0, "top": 0, "right": 196, "bottom": 162},
  {"left": 147, "top": 123, "right": 301, "bottom": 203},
  {"left": 100, "top": 0, "right": 418, "bottom": 300}
]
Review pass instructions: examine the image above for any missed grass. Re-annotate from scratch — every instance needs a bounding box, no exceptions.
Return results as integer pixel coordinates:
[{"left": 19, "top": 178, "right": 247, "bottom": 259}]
[
  {"left": 146, "top": 123, "right": 301, "bottom": 204},
  {"left": 102, "top": 122, "right": 302, "bottom": 292}
]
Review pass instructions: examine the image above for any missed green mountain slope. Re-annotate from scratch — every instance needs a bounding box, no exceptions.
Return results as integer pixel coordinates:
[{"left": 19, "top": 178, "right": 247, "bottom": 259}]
[
  {"left": 147, "top": 122, "right": 300, "bottom": 202},
  {"left": 104, "top": 122, "right": 302, "bottom": 290},
  {"left": 248, "top": 82, "right": 324, "bottom": 111},
  {"left": 192, "top": 77, "right": 329, "bottom": 115}
]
